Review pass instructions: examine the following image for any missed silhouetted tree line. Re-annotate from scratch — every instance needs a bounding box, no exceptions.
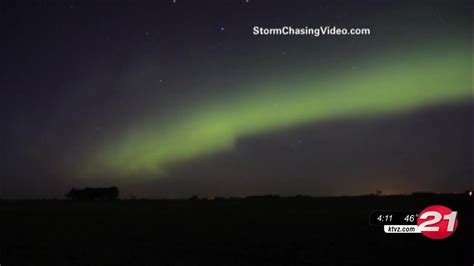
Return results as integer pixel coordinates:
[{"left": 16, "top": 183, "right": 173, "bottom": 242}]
[{"left": 65, "top": 187, "right": 119, "bottom": 200}]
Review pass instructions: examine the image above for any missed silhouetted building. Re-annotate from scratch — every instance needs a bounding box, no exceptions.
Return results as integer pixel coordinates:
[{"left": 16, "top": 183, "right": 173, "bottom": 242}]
[{"left": 65, "top": 187, "right": 119, "bottom": 200}]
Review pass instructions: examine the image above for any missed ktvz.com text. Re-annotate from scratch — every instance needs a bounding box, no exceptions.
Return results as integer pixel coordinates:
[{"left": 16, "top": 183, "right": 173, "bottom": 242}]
[{"left": 384, "top": 225, "right": 419, "bottom": 233}]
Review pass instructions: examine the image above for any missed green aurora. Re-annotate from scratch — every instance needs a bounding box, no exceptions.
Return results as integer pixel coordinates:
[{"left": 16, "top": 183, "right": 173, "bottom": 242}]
[{"left": 82, "top": 42, "right": 472, "bottom": 179}]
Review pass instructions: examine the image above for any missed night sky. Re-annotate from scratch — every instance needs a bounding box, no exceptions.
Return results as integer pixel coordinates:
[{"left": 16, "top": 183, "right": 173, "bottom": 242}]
[{"left": 1, "top": 0, "right": 472, "bottom": 198}]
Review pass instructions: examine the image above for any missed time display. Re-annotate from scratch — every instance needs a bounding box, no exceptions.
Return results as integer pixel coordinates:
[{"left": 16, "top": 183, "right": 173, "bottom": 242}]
[
  {"left": 377, "top": 214, "right": 393, "bottom": 222},
  {"left": 370, "top": 211, "right": 419, "bottom": 225}
]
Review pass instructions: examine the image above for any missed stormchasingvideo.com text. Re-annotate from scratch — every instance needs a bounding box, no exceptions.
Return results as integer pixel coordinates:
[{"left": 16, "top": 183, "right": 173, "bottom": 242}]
[{"left": 252, "top": 26, "right": 371, "bottom": 37}]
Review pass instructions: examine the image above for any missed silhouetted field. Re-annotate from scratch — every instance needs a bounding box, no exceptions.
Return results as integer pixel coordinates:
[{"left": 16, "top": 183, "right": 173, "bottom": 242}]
[{"left": 0, "top": 194, "right": 471, "bottom": 266}]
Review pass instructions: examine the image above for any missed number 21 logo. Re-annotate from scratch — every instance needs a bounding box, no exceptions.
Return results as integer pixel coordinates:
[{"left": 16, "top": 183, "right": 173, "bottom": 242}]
[{"left": 417, "top": 205, "right": 458, "bottom": 239}]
